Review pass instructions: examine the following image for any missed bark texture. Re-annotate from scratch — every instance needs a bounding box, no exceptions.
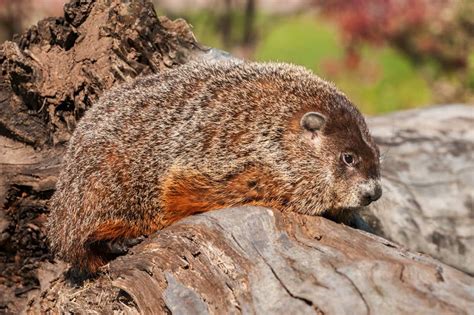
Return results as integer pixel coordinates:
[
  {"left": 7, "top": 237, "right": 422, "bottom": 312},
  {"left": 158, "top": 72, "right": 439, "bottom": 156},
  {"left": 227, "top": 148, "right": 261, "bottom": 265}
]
[
  {"left": 26, "top": 206, "right": 474, "bottom": 314},
  {"left": 364, "top": 105, "right": 474, "bottom": 275},
  {"left": 0, "top": 0, "right": 473, "bottom": 314},
  {"left": 0, "top": 0, "right": 202, "bottom": 312}
]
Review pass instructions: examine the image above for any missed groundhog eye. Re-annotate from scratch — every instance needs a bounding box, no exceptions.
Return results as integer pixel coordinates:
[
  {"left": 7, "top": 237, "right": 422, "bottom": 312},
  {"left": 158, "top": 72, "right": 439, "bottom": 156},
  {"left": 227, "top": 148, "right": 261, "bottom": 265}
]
[{"left": 342, "top": 153, "right": 355, "bottom": 166}]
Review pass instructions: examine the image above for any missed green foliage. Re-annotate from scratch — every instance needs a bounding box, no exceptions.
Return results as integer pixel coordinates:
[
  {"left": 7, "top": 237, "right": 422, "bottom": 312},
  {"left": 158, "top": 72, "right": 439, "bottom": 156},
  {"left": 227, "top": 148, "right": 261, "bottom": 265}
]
[
  {"left": 468, "top": 53, "right": 474, "bottom": 91},
  {"left": 176, "top": 11, "right": 223, "bottom": 48},
  {"left": 254, "top": 17, "right": 342, "bottom": 72},
  {"left": 343, "top": 47, "right": 431, "bottom": 113},
  {"left": 182, "top": 12, "right": 434, "bottom": 114},
  {"left": 255, "top": 16, "right": 431, "bottom": 114}
]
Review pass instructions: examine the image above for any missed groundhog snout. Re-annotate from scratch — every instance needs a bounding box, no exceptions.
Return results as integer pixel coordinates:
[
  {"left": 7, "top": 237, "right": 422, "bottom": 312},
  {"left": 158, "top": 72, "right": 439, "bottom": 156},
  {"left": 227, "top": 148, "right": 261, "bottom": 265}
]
[{"left": 359, "top": 180, "right": 382, "bottom": 206}]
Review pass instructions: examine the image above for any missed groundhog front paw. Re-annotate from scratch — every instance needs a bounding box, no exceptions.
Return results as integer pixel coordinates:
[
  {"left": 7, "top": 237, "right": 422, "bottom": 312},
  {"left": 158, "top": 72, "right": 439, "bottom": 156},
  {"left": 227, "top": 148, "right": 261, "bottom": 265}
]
[{"left": 101, "top": 236, "right": 146, "bottom": 255}]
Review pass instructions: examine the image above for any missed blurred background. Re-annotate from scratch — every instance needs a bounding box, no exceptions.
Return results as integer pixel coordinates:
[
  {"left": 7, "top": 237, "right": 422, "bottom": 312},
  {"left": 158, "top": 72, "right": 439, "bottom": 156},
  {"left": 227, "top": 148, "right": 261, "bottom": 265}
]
[{"left": 0, "top": 0, "right": 473, "bottom": 114}]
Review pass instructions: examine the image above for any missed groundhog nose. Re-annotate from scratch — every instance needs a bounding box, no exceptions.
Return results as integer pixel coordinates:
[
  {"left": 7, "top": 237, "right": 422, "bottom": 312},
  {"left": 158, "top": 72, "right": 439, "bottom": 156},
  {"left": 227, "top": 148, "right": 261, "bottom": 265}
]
[
  {"left": 371, "top": 183, "right": 383, "bottom": 202},
  {"left": 362, "top": 181, "right": 382, "bottom": 204}
]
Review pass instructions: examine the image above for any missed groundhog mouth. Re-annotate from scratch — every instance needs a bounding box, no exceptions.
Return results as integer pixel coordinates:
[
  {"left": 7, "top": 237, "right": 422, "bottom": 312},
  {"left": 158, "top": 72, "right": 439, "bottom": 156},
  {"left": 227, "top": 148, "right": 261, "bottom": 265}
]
[
  {"left": 322, "top": 206, "right": 364, "bottom": 224},
  {"left": 329, "top": 206, "right": 364, "bottom": 214}
]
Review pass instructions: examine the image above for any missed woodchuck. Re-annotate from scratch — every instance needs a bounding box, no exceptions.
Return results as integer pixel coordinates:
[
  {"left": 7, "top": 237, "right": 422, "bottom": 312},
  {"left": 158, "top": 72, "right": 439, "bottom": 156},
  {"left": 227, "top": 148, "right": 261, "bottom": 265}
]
[{"left": 47, "top": 60, "right": 382, "bottom": 273}]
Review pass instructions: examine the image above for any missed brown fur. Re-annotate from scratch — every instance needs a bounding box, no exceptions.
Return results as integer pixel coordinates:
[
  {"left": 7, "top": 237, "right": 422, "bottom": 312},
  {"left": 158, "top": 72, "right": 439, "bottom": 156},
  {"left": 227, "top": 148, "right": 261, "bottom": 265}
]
[{"left": 47, "top": 60, "right": 381, "bottom": 273}]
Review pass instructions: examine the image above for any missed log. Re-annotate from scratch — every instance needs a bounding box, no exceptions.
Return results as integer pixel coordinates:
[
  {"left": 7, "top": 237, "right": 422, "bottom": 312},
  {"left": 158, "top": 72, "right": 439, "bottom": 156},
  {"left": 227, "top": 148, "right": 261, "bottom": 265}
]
[
  {"left": 1, "top": 0, "right": 473, "bottom": 313},
  {"left": 0, "top": 0, "right": 203, "bottom": 312},
  {"left": 26, "top": 206, "right": 474, "bottom": 314},
  {"left": 363, "top": 105, "right": 474, "bottom": 275}
]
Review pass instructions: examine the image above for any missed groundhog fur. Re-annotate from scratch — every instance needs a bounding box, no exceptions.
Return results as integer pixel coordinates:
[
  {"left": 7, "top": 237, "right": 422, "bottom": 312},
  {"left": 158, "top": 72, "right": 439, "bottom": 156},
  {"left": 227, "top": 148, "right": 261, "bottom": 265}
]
[{"left": 47, "top": 60, "right": 382, "bottom": 274}]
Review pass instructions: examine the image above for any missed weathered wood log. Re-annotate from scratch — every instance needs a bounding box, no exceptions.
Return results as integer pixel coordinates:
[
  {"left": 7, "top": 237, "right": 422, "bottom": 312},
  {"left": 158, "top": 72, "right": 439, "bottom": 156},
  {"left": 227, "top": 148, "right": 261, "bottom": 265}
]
[
  {"left": 26, "top": 206, "right": 474, "bottom": 314},
  {"left": 363, "top": 105, "right": 474, "bottom": 275},
  {"left": 0, "top": 0, "right": 203, "bottom": 312},
  {"left": 1, "top": 0, "right": 473, "bottom": 313}
]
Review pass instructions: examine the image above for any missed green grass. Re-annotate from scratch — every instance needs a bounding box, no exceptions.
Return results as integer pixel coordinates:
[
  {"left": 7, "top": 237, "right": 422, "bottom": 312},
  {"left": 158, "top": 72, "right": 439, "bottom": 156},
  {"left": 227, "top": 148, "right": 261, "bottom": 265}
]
[
  {"left": 254, "top": 17, "right": 342, "bottom": 73},
  {"left": 254, "top": 15, "right": 432, "bottom": 114},
  {"left": 468, "top": 52, "right": 474, "bottom": 90},
  {"left": 335, "top": 47, "right": 432, "bottom": 113},
  {"left": 179, "top": 11, "right": 433, "bottom": 114},
  {"left": 177, "top": 11, "right": 223, "bottom": 48}
]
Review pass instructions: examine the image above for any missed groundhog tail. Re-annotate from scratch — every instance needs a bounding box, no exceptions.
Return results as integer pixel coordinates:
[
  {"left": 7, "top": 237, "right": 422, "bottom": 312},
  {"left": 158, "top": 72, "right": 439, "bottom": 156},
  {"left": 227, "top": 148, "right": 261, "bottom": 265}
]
[
  {"left": 46, "top": 213, "right": 102, "bottom": 273},
  {"left": 51, "top": 234, "right": 112, "bottom": 274}
]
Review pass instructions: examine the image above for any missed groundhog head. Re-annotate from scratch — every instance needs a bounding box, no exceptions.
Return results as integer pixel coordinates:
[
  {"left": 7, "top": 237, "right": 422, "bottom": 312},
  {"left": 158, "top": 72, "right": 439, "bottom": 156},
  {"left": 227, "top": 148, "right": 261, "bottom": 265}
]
[{"left": 288, "top": 92, "right": 382, "bottom": 215}]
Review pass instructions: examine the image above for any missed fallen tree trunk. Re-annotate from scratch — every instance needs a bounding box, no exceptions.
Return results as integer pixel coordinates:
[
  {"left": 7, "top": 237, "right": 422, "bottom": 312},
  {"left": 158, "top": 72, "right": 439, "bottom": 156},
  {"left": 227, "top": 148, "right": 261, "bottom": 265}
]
[
  {"left": 1, "top": 0, "right": 473, "bottom": 314},
  {"left": 363, "top": 105, "right": 474, "bottom": 275},
  {"left": 26, "top": 206, "right": 474, "bottom": 314},
  {"left": 0, "top": 0, "right": 203, "bottom": 312}
]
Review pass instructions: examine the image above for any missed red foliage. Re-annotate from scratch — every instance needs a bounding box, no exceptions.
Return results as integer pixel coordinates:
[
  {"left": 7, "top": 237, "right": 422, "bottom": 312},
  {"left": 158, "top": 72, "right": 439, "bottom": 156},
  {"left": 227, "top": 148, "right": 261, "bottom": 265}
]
[
  {"left": 319, "top": 0, "right": 468, "bottom": 70},
  {"left": 320, "top": 0, "right": 449, "bottom": 44}
]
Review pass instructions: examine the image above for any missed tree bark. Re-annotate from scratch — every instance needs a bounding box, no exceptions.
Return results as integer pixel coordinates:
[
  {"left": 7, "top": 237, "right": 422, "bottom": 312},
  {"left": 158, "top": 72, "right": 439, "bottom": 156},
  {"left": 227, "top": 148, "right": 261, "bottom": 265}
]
[
  {"left": 0, "top": 0, "right": 202, "bottom": 312},
  {"left": 26, "top": 206, "right": 474, "bottom": 314},
  {"left": 0, "top": 0, "right": 473, "bottom": 314},
  {"left": 363, "top": 105, "right": 474, "bottom": 275}
]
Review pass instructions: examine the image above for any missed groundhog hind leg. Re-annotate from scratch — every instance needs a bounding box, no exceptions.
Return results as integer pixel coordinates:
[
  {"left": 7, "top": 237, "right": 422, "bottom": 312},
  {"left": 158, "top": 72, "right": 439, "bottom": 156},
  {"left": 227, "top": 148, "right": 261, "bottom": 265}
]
[{"left": 81, "top": 220, "right": 146, "bottom": 273}]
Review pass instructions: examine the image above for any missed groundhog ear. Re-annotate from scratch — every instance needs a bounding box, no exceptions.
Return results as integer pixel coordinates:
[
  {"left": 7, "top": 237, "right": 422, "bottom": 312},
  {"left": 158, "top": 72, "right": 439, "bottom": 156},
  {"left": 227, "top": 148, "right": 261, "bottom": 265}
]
[{"left": 300, "top": 112, "right": 326, "bottom": 132}]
